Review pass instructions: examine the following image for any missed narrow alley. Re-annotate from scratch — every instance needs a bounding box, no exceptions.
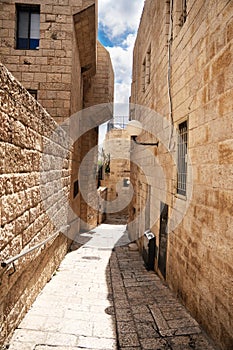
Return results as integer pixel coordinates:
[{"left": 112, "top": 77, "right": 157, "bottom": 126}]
[
  {"left": 0, "top": 1, "right": 232, "bottom": 349},
  {"left": 3, "top": 224, "right": 217, "bottom": 350}
]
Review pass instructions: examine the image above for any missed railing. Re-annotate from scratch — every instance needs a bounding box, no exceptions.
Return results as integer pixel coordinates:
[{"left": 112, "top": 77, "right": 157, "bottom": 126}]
[
  {"left": 1, "top": 225, "right": 69, "bottom": 268},
  {"left": 107, "top": 116, "right": 129, "bottom": 132}
]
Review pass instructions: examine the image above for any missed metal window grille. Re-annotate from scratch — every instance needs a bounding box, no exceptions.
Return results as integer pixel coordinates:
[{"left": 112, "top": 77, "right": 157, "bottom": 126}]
[{"left": 177, "top": 121, "right": 188, "bottom": 196}]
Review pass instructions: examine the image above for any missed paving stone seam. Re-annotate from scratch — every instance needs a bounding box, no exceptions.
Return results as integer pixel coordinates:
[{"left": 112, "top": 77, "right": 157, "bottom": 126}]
[{"left": 110, "top": 250, "right": 142, "bottom": 349}]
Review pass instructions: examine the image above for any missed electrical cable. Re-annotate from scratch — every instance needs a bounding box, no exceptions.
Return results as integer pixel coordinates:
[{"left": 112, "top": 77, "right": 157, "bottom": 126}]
[{"left": 168, "top": 0, "right": 174, "bottom": 151}]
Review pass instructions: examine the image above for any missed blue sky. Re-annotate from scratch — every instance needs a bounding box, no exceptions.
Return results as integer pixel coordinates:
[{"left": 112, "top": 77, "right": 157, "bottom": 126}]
[{"left": 98, "top": 0, "right": 145, "bottom": 116}]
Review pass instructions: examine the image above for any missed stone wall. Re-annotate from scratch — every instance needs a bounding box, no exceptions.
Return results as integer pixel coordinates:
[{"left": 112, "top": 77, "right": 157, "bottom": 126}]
[
  {"left": 0, "top": 0, "right": 114, "bottom": 233},
  {"left": 0, "top": 63, "right": 73, "bottom": 346},
  {"left": 0, "top": 0, "right": 96, "bottom": 124},
  {"left": 130, "top": 0, "right": 233, "bottom": 349},
  {"left": 78, "top": 42, "right": 114, "bottom": 230},
  {"left": 101, "top": 129, "right": 131, "bottom": 223},
  {"left": 0, "top": 1, "right": 115, "bottom": 344}
]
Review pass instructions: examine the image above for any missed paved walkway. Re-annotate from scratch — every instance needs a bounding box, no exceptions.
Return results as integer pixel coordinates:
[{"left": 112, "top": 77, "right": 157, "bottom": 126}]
[{"left": 5, "top": 224, "right": 217, "bottom": 350}]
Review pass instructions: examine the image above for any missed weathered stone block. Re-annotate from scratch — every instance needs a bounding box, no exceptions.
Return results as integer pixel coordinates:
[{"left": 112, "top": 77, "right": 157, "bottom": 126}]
[
  {"left": 219, "top": 139, "right": 233, "bottom": 164},
  {"left": 0, "top": 111, "right": 13, "bottom": 143},
  {"left": 13, "top": 120, "right": 27, "bottom": 148},
  {"left": 0, "top": 222, "right": 15, "bottom": 251},
  {"left": 212, "top": 44, "right": 232, "bottom": 78},
  {"left": 4, "top": 144, "right": 22, "bottom": 174},
  {"left": 15, "top": 211, "right": 30, "bottom": 235}
]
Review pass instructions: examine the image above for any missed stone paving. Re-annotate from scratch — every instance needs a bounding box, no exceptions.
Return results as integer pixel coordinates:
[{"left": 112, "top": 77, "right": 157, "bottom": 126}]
[
  {"left": 3, "top": 224, "right": 217, "bottom": 350},
  {"left": 110, "top": 246, "right": 217, "bottom": 350}
]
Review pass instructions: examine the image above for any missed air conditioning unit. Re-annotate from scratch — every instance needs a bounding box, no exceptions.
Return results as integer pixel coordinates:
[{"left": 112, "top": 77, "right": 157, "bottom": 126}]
[{"left": 142, "top": 230, "right": 155, "bottom": 271}]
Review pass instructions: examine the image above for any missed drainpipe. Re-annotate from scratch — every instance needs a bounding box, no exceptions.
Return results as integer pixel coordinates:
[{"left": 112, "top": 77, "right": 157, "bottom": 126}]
[{"left": 168, "top": 0, "right": 174, "bottom": 150}]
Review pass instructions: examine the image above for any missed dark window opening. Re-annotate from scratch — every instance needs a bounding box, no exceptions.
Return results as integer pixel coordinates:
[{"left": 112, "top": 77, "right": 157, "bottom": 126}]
[
  {"left": 177, "top": 120, "right": 188, "bottom": 196},
  {"left": 142, "top": 58, "right": 146, "bottom": 92},
  {"left": 16, "top": 4, "right": 40, "bottom": 50},
  {"left": 179, "top": 0, "right": 187, "bottom": 26},
  {"left": 73, "top": 180, "right": 79, "bottom": 198},
  {"left": 27, "top": 89, "right": 37, "bottom": 99},
  {"left": 142, "top": 44, "right": 151, "bottom": 93},
  {"left": 123, "top": 178, "right": 130, "bottom": 187},
  {"left": 158, "top": 202, "right": 168, "bottom": 279},
  {"left": 146, "top": 45, "right": 151, "bottom": 85}
]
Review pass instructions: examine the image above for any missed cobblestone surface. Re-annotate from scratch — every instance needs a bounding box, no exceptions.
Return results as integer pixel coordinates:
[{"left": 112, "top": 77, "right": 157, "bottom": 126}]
[
  {"left": 110, "top": 246, "right": 218, "bottom": 350},
  {"left": 3, "top": 224, "right": 218, "bottom": 350}
]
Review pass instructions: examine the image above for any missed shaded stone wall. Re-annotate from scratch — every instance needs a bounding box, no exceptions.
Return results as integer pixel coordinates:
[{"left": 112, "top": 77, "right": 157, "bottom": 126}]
[
  {"left": 130, "top": 0, "right": 233, "bottom": 349},
  {"left": 78, "top": 42, "right": 115, "bottom": 230},
  {"left": 101, "top": 129, "right": 131, "bottom": 223},
  {"left": 0, "top": 63, "right": 73, "bottom": 345}
]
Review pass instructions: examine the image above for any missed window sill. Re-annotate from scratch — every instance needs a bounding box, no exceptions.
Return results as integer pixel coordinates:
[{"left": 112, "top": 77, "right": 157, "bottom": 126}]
[
  {"left": 15, "top": 48, "right": 40, "bottom": 50},
  {"left": 175, "top": 193, "right": 187, "bottom": 201}
]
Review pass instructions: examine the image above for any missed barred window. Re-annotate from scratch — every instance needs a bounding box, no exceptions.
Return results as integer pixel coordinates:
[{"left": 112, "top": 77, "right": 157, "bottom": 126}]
[{"left": 177, "top": 120, "right": 188, "bottom": 196}]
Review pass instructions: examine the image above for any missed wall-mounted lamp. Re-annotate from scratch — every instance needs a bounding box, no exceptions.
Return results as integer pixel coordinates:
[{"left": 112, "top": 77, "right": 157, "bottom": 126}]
[{"left": 126, "top": 120, "right": 159, "bottom": 146}]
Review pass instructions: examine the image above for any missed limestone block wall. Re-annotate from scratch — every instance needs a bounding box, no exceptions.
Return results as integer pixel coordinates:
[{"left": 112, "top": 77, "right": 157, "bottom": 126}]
[
  {"left": 0, "top": 0, "right": 113, "bottom": 233},
  {"left": 83, "top": 42, "right": 114, "bottom": 107},
  {"left": 130, "top": 0, "right": 233, "bottom": 349},
  {"left": 102, "top": 129, "right": 131, "bottom": 222},
  {"left": 0, "top": 63, "right": 73, "bottom": 345},
  {"left": 78, "top": 42, "right": 114, "bottom": 230},
  {"left": 0, "top": 0, "right": 93, "bottom": 123}
]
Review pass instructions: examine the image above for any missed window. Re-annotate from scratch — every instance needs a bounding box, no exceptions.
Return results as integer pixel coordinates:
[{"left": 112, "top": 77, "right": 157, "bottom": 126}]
[
  {"left": 177, "top": 120, "right": 188, "bottom": 196},
  {"left": 73, "top": 180, "right": 79, "bottom": 198},
  {"left": 27, "top": 89, "right": 37, "bottom": 99},
  {"left": 146, "top": 45, "right": 151, "bottom": 85},
  {"left": 123, "top": 178, "right": 130, "bottom": 187},
  {"left": 16, "top": 4, "right": 40, "bottom": 49},
  {"left": 142, "top": 45, "right": 151, "bottom": 92},
  {"left": 179, "top": 0, "right": 187, "bottom": 27},
  {"left": 142, "top": 58, "right": 146, "bottom": 92}
]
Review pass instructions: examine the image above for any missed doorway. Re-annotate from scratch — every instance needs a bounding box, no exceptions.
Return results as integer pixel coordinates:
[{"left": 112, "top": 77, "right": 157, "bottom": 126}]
[{"left": 158, "top": 202, "right": 168, "bottom": 279}]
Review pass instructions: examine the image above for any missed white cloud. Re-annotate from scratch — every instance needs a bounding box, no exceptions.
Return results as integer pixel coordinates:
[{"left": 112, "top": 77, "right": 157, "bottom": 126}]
[
  {"left": 98, "top": 0, "right": 144, "bottom": 39},
  {"left": 106, "top": 34, "right": 135, "bottom": 114},
  {"left": 114, "top": 82, "right": 131, "bottom": 115},
  {"left": 98, "top": 0, "right": 145, "bottom": 116},
  {"left": 106, "top": 35, "right": 135, "bottom": 85}
]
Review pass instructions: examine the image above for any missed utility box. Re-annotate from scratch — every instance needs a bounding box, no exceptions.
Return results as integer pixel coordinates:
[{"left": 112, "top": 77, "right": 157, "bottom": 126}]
[{"left": 142, "top": 230, "right": 155, "bottom": 270}]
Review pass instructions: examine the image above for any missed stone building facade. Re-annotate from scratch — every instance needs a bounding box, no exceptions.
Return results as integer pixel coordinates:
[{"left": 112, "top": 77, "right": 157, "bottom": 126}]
[
  {"left": 78, "top": 41, "right": 114, "bottom": 230},
  {"left": 0, "top": 0, "right": 114, "bottom": 345},
  {"left": 101, "top": 127, "right": 131, "bottom": 223},
  {"left": 129, "top": 1, "right": 232, "bottom": 349},
  {"left": 0, "top": 0, "right": 114, "bottom": 231},
  {"left": 0, "top": 0, "right": 97, "bottom": 123}
]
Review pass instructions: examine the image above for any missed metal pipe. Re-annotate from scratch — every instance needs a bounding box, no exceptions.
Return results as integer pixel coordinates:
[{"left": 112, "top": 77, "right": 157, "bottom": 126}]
[{"left": 1, "top": 225, "right": 70, "bottom": 268}]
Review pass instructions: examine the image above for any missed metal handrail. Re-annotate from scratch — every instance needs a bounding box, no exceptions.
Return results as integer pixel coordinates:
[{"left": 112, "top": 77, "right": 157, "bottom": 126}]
[
  {"left": 1, "top": 225, "right": 70, "bottom": 268},
  {"left": 107, "top": 116, "right": 129, "bottom": 132}
]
